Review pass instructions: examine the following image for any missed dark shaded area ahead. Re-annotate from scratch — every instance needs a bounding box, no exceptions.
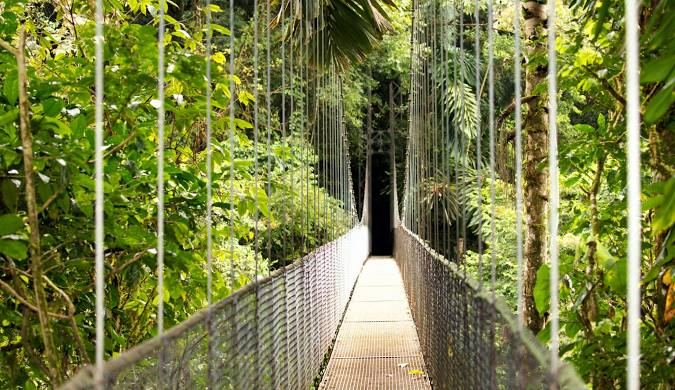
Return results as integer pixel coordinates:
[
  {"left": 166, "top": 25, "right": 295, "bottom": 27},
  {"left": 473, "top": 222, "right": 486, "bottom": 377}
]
[{"left": 370, "top": 155, "right": 392, "bottom": 255}]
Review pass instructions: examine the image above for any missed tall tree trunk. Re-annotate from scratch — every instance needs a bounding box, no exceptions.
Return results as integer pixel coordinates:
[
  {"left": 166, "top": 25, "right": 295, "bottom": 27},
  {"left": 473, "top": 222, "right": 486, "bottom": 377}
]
[
  {"left": 0, "top": 26, "right": 63, "bottom": 385},
  {"left": 522, "top": 0, "right": 548, "bottom": 334}
]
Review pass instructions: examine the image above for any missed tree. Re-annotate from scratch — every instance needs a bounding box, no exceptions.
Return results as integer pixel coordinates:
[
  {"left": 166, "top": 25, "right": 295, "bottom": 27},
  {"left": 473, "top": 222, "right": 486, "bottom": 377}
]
[{"left": 521, "top": 0, "right": 548, "bottom": 333}]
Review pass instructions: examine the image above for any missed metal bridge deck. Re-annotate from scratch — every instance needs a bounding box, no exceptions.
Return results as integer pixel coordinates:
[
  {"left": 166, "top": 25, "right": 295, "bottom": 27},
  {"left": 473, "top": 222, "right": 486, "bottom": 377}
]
[{"left": 320, "top": 257, "right": 432, "bottom": 389}]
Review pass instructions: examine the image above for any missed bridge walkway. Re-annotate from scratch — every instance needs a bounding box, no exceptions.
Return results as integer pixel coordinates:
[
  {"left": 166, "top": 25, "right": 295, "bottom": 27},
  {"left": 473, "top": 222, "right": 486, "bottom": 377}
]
[{"left": 320, "top": 256, "right": 432, "bottom": 389}]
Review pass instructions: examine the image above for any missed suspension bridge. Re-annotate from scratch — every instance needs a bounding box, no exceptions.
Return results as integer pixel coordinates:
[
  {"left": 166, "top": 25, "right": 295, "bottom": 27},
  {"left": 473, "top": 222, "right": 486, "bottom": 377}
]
[{"left": 52, "top": 0, "right": 644, "bottom": 387}]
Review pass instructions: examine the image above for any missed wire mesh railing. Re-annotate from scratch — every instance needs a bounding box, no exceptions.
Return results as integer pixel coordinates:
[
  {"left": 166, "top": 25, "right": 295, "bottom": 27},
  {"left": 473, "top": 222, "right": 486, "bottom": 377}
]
[
  {"left": 61, "top": 225, "right": 369, "bottom": 390},
  {"left": 394, "top": 226, "right": 586, "bottom": 389}
]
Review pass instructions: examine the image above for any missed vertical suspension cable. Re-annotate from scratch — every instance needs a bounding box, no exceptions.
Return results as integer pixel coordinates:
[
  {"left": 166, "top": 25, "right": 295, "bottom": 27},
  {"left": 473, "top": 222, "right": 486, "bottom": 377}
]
[
  {"left": 625, "top": 0, "right": 641, "bottom": 387},
  {"left": 253, "top": 0, "right": 260, "bottom": 281},
  {"left": 266, "top": 0, "right": 273, "bottom": 267},
  {"left": 422, "top": 1, "right": 427, "bottom": 239},
  {"left": 443, "top": 0, "right": 450, "bottom": 258},
  {"left": 409, "top": 0, "right": 415, "bottom": 233},
  {"left": 414, "top": 3, "right": 421, "bottom": 236},
  {"left": 156, "top": 0, "right": 166, "bottom": 342},
  {"left": 278, "top": 2, "right": 289, "bottom": 386},
  {"left": 451, "top": 0, "right": 458, "bottom": 263},
  {"left": 389, "top": 81, "right": 397, "bottom": 226},
  {"left": 228, "top": 0, "right": 236, "bottom": 286},
  {"left": 307, "top": 4, "right": 313, "bottom": 245},
  {"left": 281, "top": 0, "right": 288, "bottom": 264},
  {"left": 300, "top": 0, "right": 306, "bottom": 253},
  {"left": 407, "top": 3, "right": 412, "bottom": 231},
  {"left": 94, "top": 0, "right": 105, "bottom": 386},
  {"left": 337, "top": 78, "right": 344, "bottom": 221},
  {"left": 252, "top": 0, "right": 261, "bottom": 382},
  {"left": 421, "top": 0, "right": 426, "bottom": 247},
  {"left": 437, "top": 0, "right": 443, "bottom": 253},
  {"left": 439, "top": 0, "right": 446, "bottom": 256},
  {"left": 412, "top": 2, "right": 419, "bottom": 230},
  {"left": 487, "top": 0, "right": 497, "bottom": 385},
  {"left": 430, "top": 3, "right": 435, "bottom": 244},
  {"left": 488, "top": 0, "right": 496, "bottom": 300},
  {"left": 416, "top": 1, "right": 421, "bottom": 236},
  {"left": 514, "top": 0, "right": 524, "bottom": 330},
  {"left": 547, "top": 0, "right": 560, "bottom": 377},
  {"left": 328, "top": 64, "right": 332, "bottom": 238},
  {"left": 338, "top": 78, "right": 344, "bottom": 223},
  {"left": 334, "top": 81, "right": 339, "bottom": 229},
  {"left": 314, "top": 2, "right": 320, "bottom": 247},
  {"left": 412, "top": 5, "right": 418, "bottom": 235},
  {"left": 402, "top": 1, "right": 409, "bottom": 227},
  {"left": 432, "top": 0, "right": 439, "bottom": 251},
  {"left": 474, "top": 0, "right": 483, "bottom": 284},
  {"left": 307, "top": 2, "right": 313, "bottom": 249},
  {"left": 420, "top": 3, "right": 427, "bottom": 241},
  {"left": 321, "top": 14, "right": 327, "bottom": 241},
  {"left": 289, "top": 0, "right": 295, "bottom": 259},
  {"left": 204, "top": 0, "right": 214, "bottom": 385},
  {"left": 459, "top": 0, "right": 467, "bottom": 273},
  {"left": 335, "top": 66, "right": 339, "bottom": 233},
  {"left": 205, "top": 0, "right": 214, "bottom": 309},
  {"left": 446, "top": 1, "right": 453, "bottom": 258},
  {"left": 156, "top": 0, "right": 166, "bottom": 385},
  {"left": 344, "top": 82, "right": 350, "bottom": 222},
  {"left": 329, "top": 64, "right": 335, "bottom": 239},
  {"left": 425, "top": 2, "right": 431, "bottom": 243},
  {"left": 264, "top": 2, "right": 276, "bottom": 384},
  {"left": 425, "top": 1, "right": 430, "bottom": 242},
  {"left": 424, "top": 1, "right": 429, "bottom": 242},
  {"left": 452, "top": 0, "right": 459, "bottom": 260},
  {"left": 439, "top": 0, "right": 444, "bottom": 255},
  {"left": 340, "top": 74, "right": 345, "bottom": 227},
  {"left": 367, "top": 69, "right": 371, "bottom": 224}
]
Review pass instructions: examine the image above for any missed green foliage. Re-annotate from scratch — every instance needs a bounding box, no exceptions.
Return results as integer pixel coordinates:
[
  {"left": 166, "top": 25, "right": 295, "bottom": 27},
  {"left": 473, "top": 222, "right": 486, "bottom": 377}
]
[
  {"left": 0, "top": 0, "right": 354, "bottom": 386},
  {"left": 459, "top": 0, "right": 675, "bottom": 387},
  {"left": 464, "top": 179, "right": 519, "bottom": 308}
]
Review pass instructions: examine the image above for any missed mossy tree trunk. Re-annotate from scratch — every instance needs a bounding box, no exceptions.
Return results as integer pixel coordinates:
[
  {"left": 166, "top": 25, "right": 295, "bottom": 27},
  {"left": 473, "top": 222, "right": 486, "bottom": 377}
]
[{"left": 522, "top": 0, "right": 547, "bottom": 334}]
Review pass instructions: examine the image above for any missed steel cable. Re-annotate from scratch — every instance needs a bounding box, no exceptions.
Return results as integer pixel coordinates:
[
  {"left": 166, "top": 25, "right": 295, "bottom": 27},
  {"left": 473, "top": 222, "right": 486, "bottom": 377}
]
[
  {"left": 547, "top": 0, "right": 560, "bottom": 377},
  {"left": 624, "top": 0, "right": 641, "bottom": 387},
  {"left": 94, "top": 0, "right": 105, "bottom": 386}
]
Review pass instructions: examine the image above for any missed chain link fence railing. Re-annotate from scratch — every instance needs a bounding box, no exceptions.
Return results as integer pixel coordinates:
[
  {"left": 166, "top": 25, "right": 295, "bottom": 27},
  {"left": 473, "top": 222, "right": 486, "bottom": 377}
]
[
  {"left": 395, "top": 226, "right": 586, "bottom": 390},
  {"left": 61, "top": 225, "right": 369, "bottom": 389}
]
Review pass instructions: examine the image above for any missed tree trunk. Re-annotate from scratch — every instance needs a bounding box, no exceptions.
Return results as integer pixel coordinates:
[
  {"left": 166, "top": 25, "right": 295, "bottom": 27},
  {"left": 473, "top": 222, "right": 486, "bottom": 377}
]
[
  {"left": 522, "top": 0, "right": 548, "bottom": 334},
  {"left": 17, "top": 28, "right": 62, "bottom": 384}
]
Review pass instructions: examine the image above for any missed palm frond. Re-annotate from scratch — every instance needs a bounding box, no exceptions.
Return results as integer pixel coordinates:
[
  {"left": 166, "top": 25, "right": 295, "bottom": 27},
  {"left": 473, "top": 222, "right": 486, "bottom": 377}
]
[
  {"left": 444, "top": 81, "right": 478, "bottom": 140},
  {"left": 273, "top": 0, "right": 396, "bottom": 69}
]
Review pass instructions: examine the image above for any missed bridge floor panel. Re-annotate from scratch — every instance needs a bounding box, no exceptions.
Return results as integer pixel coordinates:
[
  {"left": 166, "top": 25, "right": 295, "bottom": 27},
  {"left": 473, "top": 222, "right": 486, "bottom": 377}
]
[{"left": 320, "top": 257, "right": 432, "bottom": 389}]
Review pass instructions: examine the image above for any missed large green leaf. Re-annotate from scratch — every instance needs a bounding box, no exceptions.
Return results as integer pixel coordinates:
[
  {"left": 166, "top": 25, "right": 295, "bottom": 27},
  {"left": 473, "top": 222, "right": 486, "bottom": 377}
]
[
  {"left": 42, "top": 97, "right": 65, "bottom": 117},
  {"left": 534, "top": 264, "right": 550, "bottom": 314},
  {"left": 0, "top": 213, "right": 23, "bottom": 236},
  {"left": 596, "top": 242, "right": 627, "bottom": 294},
  {"left": 604, "top": 258, "right": 628, "bottom": 295},
  {"left": 3, "top": 70, "right": 18, "bottom": 104},
  {"left": 0, "top": 109, "right": 18, "bottom": 126},
  {"left": 644, "top": 78, "right": 675, "bottom": 123},
  {"left": 0, "top": 238, "right": 27, "bottom": 259},
  {"left": 653, "top": 177, "right": 675, "bottom": 235},
  {"left": 641, "top": 54, "right": 675, "bottom": 83}
]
